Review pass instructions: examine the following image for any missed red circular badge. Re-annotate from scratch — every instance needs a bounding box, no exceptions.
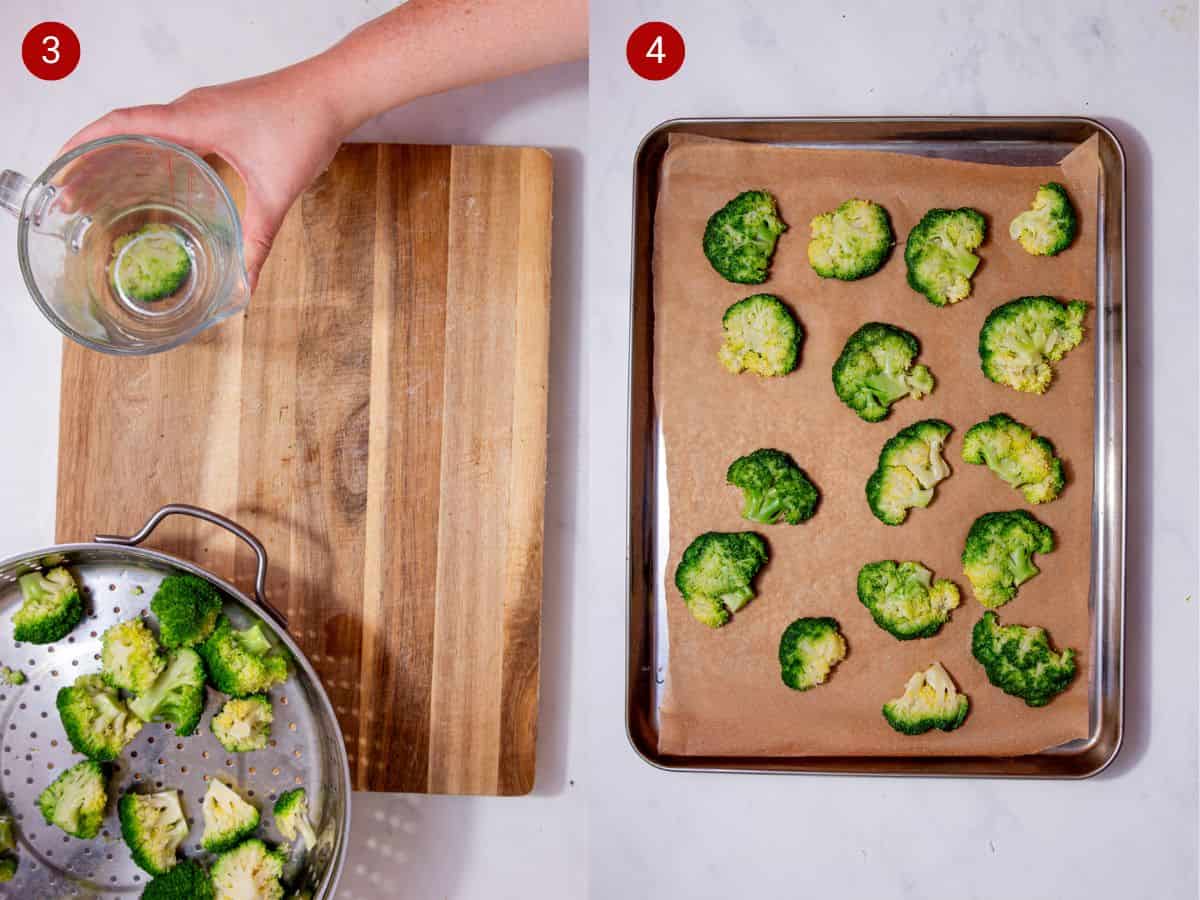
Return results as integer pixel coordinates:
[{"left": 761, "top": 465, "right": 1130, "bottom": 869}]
[
  {"left": 627, "top": 22, "right": 685, "bottom": 81},
  {"left": 22, "top": 22, "right": 80, "bottom": 81}
]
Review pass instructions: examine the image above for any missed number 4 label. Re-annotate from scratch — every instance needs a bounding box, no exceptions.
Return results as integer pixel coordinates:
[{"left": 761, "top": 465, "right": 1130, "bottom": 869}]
[{"left": 627, "top": 22, "right": 685, "bottom": 81}]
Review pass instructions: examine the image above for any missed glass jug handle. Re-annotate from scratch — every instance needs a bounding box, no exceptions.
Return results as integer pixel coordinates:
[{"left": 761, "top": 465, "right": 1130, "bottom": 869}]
[{"left": 0, "top": 170, "right": 31, "bottom": 218}]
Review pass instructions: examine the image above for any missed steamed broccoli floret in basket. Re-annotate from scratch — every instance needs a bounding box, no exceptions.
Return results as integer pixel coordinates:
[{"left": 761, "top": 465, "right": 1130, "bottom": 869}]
[
  {"left": 726, "top": 449, "right": 819, "bottom": 525},
  {"left": 882, "top": 662, "right": 970, "bottom": 734},
  {"left": 865, "top": 419, "right": 952, "bottom": 525},
  {"left": 0, "top": 856, "right": 15, "bottom": 882},
  {"left": 102, "top": 617, "right": 165, "bottom": 695},
  {"left": 972, "top": 611, "right": 1077, "bottom": 707},
  {"left": 128, "top": 648, "right": 207, "bottom": 736},
  {"left": 979, "top": 296, "right": 1088, "bottom": 394},
  {"left": 199, "top": 615, "right": 289, "bottom": 697},
  {"left": 274, "top": 788, "right": 318, "bottom": 850},
  {"left": 778, "top": 617, "right": 846, "bottom": 691},
  {"left": 807, "top": 198, "right": 894, "bottom": 280},
  {"left": 212, "top": 695, "right": 273, "bottom": 753},
  {"left": 142, "top": 858, "right": 215, "bottom": 900},
  {"left": 962, "top": 413, "right": 1064, "bottom": 504},
  {"left": 857, "top": 561, "right": 960, "bottom": 640},
  {"left": 703, "top": 190, "right": 787, "bottom": 284},
  {"left": 718, "top": 294, "right": 802, "bottom": 377},
  {"left": 832, "top": 322, "right": 934, "bottom": 422},
  {"left": 202, "top": 779, "right": 260, "bottom": 853},
  {"left": 37, "top": 760, "right": 107, "bottom": 839},
  {"left": 151, "top": 573, "right": 224, "bottom": 648},
  {"left": 13, "top": 567, "right": 83, "bottom": 644},
  {"left": 119, "top": 789, "right": 189, "bottom": 875},
  {"left": 674, "top": 532, "right": 768, "bottom": 628},
  {"left": 961, "top": 510, "right": 1055, "bottom": 609},
  {"left": 1, "top": 666, "right": 25, "bottom": 686},
  {"left": 1009, "top": 182, "right": 1077, "bottom": 256},
  {"left": 109, "top": 224, "right": 192, "bottom": 303},
  {"left": 57, "top": 672, "right": 144, "bottom": 761},
  {"left": 211, "top": 838, "right": 286, "bottom": 900},
  {"left": 905, "top": 207, "right": 986, "bottom": 306}
]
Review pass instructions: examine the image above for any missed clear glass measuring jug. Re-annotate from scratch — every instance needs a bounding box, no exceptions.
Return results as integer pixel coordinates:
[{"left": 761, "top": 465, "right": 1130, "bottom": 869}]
[{"left": 0, "top": 135, "right": 249, "bottom": 355}]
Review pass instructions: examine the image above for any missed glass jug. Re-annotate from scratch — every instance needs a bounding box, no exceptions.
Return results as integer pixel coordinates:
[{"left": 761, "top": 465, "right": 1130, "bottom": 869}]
[{"left": 0, "top": 135, "right": 249, "bottom": 355}]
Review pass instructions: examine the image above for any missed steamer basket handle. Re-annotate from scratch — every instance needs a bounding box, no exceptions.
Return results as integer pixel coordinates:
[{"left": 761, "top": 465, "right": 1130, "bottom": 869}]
[{"left": 95, "top": 503, "right": 287, "bottom": 628}]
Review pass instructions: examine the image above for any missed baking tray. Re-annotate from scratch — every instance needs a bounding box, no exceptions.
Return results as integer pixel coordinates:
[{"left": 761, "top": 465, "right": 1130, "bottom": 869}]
[{"left": 626, "top": 117, "right": 1125, "bottom": 777}]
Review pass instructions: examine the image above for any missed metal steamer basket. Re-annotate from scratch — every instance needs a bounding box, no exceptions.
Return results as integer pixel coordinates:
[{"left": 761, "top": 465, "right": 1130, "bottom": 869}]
[{"left": 0, "top": 504, "right": 351, "bottom": 896}]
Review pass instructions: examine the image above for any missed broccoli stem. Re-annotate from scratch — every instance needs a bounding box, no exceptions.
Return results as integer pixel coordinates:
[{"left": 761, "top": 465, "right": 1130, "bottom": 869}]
[
  {"left": 743, "top": 491, "right": 783, "bottom": 523},
  {"left": 862, "top": 373, "right": 912, "bottom": 405},
  {"left": 720, "top": 586, "right": 755, "bottom": 612},
  {"left": 1009, "top": 549, "right": 1040, "bottom": 585},
  {"left": 951, "top": 252, "right": 980, "bottom": 277}
]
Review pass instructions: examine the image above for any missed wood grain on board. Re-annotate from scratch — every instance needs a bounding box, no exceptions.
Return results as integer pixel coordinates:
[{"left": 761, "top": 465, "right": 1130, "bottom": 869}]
[{"left": 56, "top": 144, "right": 553, "bottom": 795}]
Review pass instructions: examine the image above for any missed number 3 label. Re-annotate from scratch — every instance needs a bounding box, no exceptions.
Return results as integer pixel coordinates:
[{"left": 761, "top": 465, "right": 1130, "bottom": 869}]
[
  {"left": 627, "top": 22, "right": 685, "bottom": 81},
  {"left": 22, "top": 22, "right": 80, "bottom": 81},
  {"left": 42, "top": 35, "right": 61, "bottom": 65}
]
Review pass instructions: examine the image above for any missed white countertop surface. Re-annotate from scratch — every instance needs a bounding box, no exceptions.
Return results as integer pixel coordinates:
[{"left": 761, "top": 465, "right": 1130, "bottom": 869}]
[{"left": 2, "top": 1, "right": 1197, "bottom": 898}]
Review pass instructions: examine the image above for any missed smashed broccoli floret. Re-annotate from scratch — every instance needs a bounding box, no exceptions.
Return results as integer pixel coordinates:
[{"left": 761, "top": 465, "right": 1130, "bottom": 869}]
[
  {"left": 905, "top": 207, "right": 986, "bottom": 306},
  {"left": 779, "top": 617, "right": 847, "bottom": 691},
  {"left": 273, "top": 788, "right": 318, "bottom": 849},
  {"left": 718, "top": 294, "right": 802, "bottom": 377},
  {"left": 128, "top": 648, "right": 207, "bottom": 736},
  {"left": 962, "top": 413, "right": 1064, "bottom": 504},
  {"left": 882, "top": 662, "right": 970, "bottom": 734},
  {"left": 857, "top": 561, "right": 960, "bottom": 640},
  {"left": 832, "top": 322, "right": 934, "bottom": 422},
  {"left": 151, "top": 573, "right": 223, "bottom": 648},
  {"left": 110, "top": 224, "right": 192, "bottom": 303},
  {"left": 962, "top": 510, "right": 1055, "bottom": 609},
  {"left": 726, "top": 449, "right": 819, "bottom": 525},
  {"left": 37, "top": 760, "right": 107, "bottom": 839},
  {"left": 1009, "top": 182, "right": 1077, "bottom": 256},
  {"left": 57, "top": 672, "right": 144, "bottom": 761},
  {"left": 674, "top": 532, "right": 768, "bottom": 628},
  {"left": 211, "top": 695, "right": 273, "bottom": 753},
  {"left": 102, "top": 617, "right": 165, "bottom": 695},
  {"left": 13, "top": 567, "right": 83, "bottom": 644},
  {"left": 0, "top": 856, "right": 15, "bottom": 882},
  {"left": 142, "top": 858, "right": 215, "bottom": 900},
  {"left": 1, "top": 667, "right": 25, "bottom": 686},
  {"left": 808, "top": 198, "right": 894, "bottom": 280},
  {"left": 119, "top": 790, "right": 189, "bottom": 875},
  {"left": 979, "top": 296, "right": 1089, "bottom": 394},
  {"left": 202, "top": 779, "right": 260, "bottom": 853},
  {"left": 199, "top": 616, "right": 289, "bottom": 698},
  {"left": 972, "top": 611, "right": 1077, "bottom": 707},
  {"left": 865, "top": 419, "right": 952, "bottom": 525},
  {"left": 211, "top": 839, "right": 286, "bottom": 900},
  {"left": 703, "top": 190, "right": 787, "bottom": 284}
]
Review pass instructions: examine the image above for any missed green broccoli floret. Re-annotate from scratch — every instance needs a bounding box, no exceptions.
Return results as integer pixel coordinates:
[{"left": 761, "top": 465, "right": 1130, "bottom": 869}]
[
  {"left": 972, "top": 611, "right": 1077, "bottom": 707},
  {"left": 211, "top": 695, "right": 273, "bottom": 753},
  {"left": 101, "top": 617, "right": 165, "bottom": 694},
  {"left": 882, "top": 662, "right": 970, "bottom": 734},
  {"left": 779, "top": 617, "right": 847, "bottom": 691},
  {"left": 832, "top": 322, "right": 935, "bottom": 422},
  {"left": 807, "top": 198, "right": 894, "bottom": 280},
  {"left": 1009, "top": 182, "right": 1077, "bottom": 256},
  {"left": 198, "top": 615, "right": 289, "bottom": 698},
  {"left": 0, "top": 814, "right": 14, "bottom": 853},
  {"left": 718, "top": 294, "right": 802, "bottom": 377},
  {"left": 109, "top": 224, "right": 192, "bottom": 303},
  {"left": 726, "top": 449, "right": 819, "bottom": 525},
  {"left": 1, "top": 667, "right": 25, "bottom": 686},
  {"left": 962, "top": 413, "right": 1065, "bottom": 504},
  {"left": 13, "top": 567, "right": 83, "bottom": 644},
  {"left": 57, "top": 672, "right": 144, "bottom": 761},
  {"left": 119, "top": 790, "right": 189, "bottom": 875},
  {"left": 865, "top": 419, "right": 952, "bottom": 525},
  {"left": 962, "top": 510, "right": 1055, "bottom": 609},
  {"left": 151, "top": 573, "right": 223, "bottom": 648},
  {"left": 0, "top": 856, "right": 15, "bottom": 882},
  {"left": 37, "top": 760, "right": 107, "bottom": 839},
  {"left": 128, "top": 648, "right": 207, "bottom": 736},
  {"left": 979, "top": 296, "right": 1089, "bottom": 394},
  {"left": 904, "top": 207, "right": 986, "bottom": 306},
  {"left": 674, "top": 532, "right": 768, "bottom": 628},
  {"left": 857, "top": 561, "right": 960, "bottom": 640},
  {"left": 703, "top": 190, "right": 788, "bottom": 284},
  {"left": 142, "top": 858, "right": 215, "bottom": 900},
  {"left": 273, "top": 788, "right": 318, "bottom": 850},
  {"left": 202, "top": 779, "right": 261, "bottom": 853},
  {"left": 210, "top": 839, "right": 286, "bottom": 900}
]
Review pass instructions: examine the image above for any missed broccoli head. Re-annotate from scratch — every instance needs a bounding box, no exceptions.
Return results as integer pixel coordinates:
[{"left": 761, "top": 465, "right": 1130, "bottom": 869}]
[
  {"left": 151, "top": 573, "right": 223, "bottom": 648},
  {"left": 1, "top": 666, "right": 25, "bottom": 686},
  {"left": 807, "top": 198, "right": 894, "bottom": 280},
  {"left": 832, "top": 322, "right": 935, "bottom": 422},
  {"left": 674, "top": 532, "right": 768, "bottom": 628},
  {"left": 857, "top": 561, "right": 960, "bottom": 640},
  {"left": 979, "top": 296, "right": 1089, "bottom": 394},
  {"left": 962, "top": 510, "right": 1055, "bottom": 609},
  {"left": 865, "top": 419, "right": 952, "bottom": 525},
  {"left": 210, "top": 839, "right": 286, "bottom": 900},
  {"left": 37, "top": 760, "right": 107, "bottom": 839},
  {"left": 904, "top": 207, "right": 986, "bottom": 306},
  {"left": 13, "top": 567, "right": 83, "bottom": 644},
  {"left": 212, "top": 695, "right": 273, "bottom": 753},
  {"left": 102, "top": 617, "right": 165, "bottom": 695},
  {"left": 726, "top": 449, "right": 819, "bottom": 525},
  {"left": 718, "top": 294, "right": 802, "bottom": 377},
  {"left": 202, "top": 779, "right": 261, "bottom": 853},
  {"left": 882, "top": 662, "right": 970, "bottom": 734},
  {"left": 1009, "top": 182, "right": 1077, "bottom": 256},
  {"left": 703, "top": 190, "right": 787, "bottom": 284},
  {"left": 128, "top": 648, "right": 207, "bottom": 736},
  {"left": 142, "top": 859, "right": 215, "bottom": 900},
  {"left": 110, "top": 224, "right": 192, "bottom": 303},
  {"left": 962, "top": 413, "right": 1064, "bottom": 504},
  {"left": 119, "top": 790, "right": 189, "bottom": 875},
  {"left": 199, "top": 615, "right": 289, "bottom": 697},
  {"left": 57, "top": 672, "right": 144, "bottom": 761},
  {"left": 779, "top": 617, "right": 847, "bottom": 691},
  {"left": 274, "top": 788, "right": 318, "bottom": 849},
  {"left": 972, "top": 611, "right": 1077, "bottom": 707}
]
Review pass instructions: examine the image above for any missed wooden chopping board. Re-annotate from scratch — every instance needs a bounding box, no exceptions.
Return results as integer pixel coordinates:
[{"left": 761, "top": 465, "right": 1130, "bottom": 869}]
[{"left": 55, "top": 144, "right": 552, "bottom": 796}]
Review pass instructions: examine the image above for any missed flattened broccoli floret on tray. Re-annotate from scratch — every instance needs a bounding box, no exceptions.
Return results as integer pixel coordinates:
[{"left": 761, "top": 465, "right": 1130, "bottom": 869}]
[
  {"left": 832, "top": 322, "right": 934, "bottom": 422},
  {"left": 882, "top": 662, "right": 970, "bottom": 734},
  {"left": 979, "top": 295, "right": 1088, "bottom": 394},
  {"left": 857, "top": 560, "right": 960, "bottom": 640},
  {"left": 726, "top": 448, "right": 819, "bottom": 525},
  {"left": 703, "top": 190, "right": 787, "bottom": 284},
  {"left": 962, "top": 413, "right": 1065, "bottom": 504},
  {"left": 718, "top": 294, "right": 802, "bottom": 377},
  {"left": 778, "top": 617, "right": 847, "bottom": 691},
  {"left": 972, "top": 611, "right": 1077, "bottom": 707},
  {"left": 865, "top": 419, "right": 952, "bottom": 526},
  {"left": 808, "top": 198, "right": 894, "bottom": 280},
  {"left": 1009, "top": 182, "right": 1077, "bottom": 256},
  {"left": 905, "top": 207, "right": 986, "bottom": 306},
  {"left": 674, "top": 532, "right": 768, "bottom": 628},
  {"left": 961, "top": 510, "right": 1054, "bottom": 609}
]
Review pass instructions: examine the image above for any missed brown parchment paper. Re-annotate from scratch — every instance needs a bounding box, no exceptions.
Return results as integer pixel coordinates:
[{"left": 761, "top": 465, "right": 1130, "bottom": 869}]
[{"left": 654, "top": 134, "right": 1099, "bottom": 757}]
